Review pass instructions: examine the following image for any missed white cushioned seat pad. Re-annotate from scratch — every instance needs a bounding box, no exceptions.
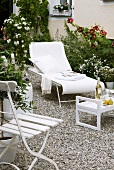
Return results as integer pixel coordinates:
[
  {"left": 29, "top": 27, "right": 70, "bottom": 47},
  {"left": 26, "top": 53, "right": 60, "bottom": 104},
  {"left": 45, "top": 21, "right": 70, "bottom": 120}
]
[{"left": 30, "top": 55, "right": 70, "bottom": 73}]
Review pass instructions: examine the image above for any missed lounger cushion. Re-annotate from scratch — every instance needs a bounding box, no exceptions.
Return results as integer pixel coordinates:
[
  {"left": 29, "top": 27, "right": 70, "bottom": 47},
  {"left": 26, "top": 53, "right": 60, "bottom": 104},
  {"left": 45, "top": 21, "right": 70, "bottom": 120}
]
[{"left": 30, "top": 55, "right": 66, "bottom": 73}]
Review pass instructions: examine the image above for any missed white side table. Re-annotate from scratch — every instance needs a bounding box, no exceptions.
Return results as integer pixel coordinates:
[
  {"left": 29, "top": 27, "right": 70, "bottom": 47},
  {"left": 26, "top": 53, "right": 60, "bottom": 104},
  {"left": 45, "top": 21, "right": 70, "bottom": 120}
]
[{"left": 76, "top": 96, "right": 114, "bottom": 130}]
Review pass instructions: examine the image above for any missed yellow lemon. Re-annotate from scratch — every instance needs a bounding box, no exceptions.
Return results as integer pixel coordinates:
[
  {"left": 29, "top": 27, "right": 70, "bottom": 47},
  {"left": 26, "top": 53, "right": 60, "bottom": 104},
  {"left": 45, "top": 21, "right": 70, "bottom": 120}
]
[
  {"left": 108, "top": 98, "right": 113, "bottom": 105},
  {"left": 103, "top": 100, "right": 109, "bottom": 105}
]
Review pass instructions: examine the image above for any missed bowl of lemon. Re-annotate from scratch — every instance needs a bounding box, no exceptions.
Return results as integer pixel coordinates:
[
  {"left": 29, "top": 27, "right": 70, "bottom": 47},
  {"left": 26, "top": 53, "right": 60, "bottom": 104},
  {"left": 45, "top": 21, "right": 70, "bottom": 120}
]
[{"left": 103, "top": 98, "right": 114, "bottom": 105}]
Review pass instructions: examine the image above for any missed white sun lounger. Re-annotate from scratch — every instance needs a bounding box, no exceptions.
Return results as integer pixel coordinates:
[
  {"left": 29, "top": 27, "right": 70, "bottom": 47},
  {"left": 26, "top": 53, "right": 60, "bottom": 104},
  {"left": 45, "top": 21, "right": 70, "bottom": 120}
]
[{"left": 28, "top": 42, "right": 104, "bottom": 107}]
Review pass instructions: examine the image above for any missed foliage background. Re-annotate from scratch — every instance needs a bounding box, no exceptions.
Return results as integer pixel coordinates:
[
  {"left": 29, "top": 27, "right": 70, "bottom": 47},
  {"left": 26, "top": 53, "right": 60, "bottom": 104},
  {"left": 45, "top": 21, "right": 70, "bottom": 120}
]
[
  {"left": 14, "top": 0, "right": 52, "bottom": 42},
  {"left": 61, "top": 21, "right": 114, "bottom": 81}
]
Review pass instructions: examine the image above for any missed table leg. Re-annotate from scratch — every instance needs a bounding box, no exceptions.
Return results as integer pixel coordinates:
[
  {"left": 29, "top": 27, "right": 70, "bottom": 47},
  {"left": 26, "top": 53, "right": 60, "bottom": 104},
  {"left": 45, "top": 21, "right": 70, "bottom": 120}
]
[{"left": 97, "top": 113, "right": 101, "bottom": 130}]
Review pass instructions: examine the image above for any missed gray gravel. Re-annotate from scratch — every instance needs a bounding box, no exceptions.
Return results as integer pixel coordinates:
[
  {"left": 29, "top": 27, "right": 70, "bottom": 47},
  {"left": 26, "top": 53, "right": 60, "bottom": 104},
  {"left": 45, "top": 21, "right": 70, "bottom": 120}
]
[{"left": 1, "top": 73, "right": 114, "bottom": 170}]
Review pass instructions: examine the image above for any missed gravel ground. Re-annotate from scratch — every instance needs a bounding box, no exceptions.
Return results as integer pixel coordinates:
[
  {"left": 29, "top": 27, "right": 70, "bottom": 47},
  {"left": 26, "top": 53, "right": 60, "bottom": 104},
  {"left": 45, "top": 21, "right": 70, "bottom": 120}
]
[{"left": 1, "top": 73, "right": 114, "bottom": 170}]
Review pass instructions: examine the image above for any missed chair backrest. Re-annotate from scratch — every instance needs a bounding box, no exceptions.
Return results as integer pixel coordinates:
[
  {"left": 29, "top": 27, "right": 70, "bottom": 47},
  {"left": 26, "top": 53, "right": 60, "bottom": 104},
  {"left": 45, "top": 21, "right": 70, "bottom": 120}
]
[
  {"left": 0, "top": 81, "right": 24, "bottom": 136},
  {"left": 0, "top": 81, "right": 17, "bottom": 92},
  {"left": 29, "top": 42, "right": 72, "bottom": 73}
]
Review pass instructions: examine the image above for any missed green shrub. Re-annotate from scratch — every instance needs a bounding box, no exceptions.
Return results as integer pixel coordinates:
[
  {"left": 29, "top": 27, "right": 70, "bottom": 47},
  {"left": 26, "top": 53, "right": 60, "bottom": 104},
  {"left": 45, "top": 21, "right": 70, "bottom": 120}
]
[
  {"left": 2, "top": 14, "right": 33, "bottom": 65},
  {"left": 61, "top": 19, "right": 114, "bottom": 79},
  {"left": 15, "top": 0, "right": 52, "bottom": 42}
]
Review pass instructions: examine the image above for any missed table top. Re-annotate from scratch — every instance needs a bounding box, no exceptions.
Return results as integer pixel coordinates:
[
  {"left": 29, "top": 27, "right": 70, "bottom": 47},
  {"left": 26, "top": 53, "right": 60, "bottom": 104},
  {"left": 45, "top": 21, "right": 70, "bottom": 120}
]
[{"left": 77, "top": 97, "right": 114, "bottom": 113}]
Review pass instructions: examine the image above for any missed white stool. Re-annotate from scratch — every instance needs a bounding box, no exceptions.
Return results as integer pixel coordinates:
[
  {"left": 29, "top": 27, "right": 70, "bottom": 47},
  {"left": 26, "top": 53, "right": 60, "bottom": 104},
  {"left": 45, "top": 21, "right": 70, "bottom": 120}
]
[{"left": 76, "top": 96, "right": 114, "bottom": 130}]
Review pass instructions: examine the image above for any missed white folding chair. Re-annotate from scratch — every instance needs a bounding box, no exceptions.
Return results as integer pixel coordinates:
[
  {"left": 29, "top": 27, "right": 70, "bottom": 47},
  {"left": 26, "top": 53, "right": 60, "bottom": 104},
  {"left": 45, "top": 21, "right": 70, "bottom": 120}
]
[{"left": 0, "top": 81, "right": 63, "bottom": 169}]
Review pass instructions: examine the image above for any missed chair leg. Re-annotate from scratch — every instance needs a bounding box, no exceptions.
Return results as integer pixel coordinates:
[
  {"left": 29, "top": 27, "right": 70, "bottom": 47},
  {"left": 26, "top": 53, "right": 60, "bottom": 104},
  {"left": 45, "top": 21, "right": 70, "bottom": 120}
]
[
  {"left": 28, "top": 155, "right": 59, "bottom": 170},
  {"left": 0, "top": 162, "right": 20, "bottom": 170},
  {"left": 23, "top": 131, "right": 59, "bottom": 170},
  {"left": 24, "top": 153, "right": 28, "bottom": 168},
  {"left": 36, "top": 153, "right": 59, "bottom": 170},
  {"left": 28, "top": 157, "right": 37, "bottom": 170}
]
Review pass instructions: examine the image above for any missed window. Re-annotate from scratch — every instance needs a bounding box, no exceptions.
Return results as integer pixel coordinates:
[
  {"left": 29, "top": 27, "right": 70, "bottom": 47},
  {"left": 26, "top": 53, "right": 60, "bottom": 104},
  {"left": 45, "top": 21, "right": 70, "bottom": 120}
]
[
  {"left": 49, "top": 0, "right": 74, "bottom": 18},
  {"left": 103, "top": 0, "right": 114, "bottom": 2},
  {"left": 100, "top": 0, "right": 114, "bottom": 5}
]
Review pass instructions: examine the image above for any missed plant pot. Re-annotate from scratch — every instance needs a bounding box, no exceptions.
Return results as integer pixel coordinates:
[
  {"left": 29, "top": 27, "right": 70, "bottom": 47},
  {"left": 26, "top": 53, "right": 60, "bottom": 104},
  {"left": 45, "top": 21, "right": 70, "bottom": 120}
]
[
  {"left": 105, "top": 82, "right": 114, "bottom": 89},
  {"left": 0, "top": 133, "right": 19, "bottom": 163},
  {"left": 53, "top": 9, "right": 71, "bottom": 16},
  {"left": 3, "top": 83, "right": 33, "bottom": 120}
]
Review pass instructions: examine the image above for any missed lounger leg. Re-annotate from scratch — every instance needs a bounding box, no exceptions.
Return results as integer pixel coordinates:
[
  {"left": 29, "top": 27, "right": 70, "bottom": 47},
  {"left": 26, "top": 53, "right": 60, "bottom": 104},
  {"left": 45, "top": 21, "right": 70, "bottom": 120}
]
[
  {"left": 76, "top": 108, "right": 80, "bottom": 125},
  {"left": 76, "top": 98, "right": 80, "bottom": 124},
  {"left": 56, "top": 85, "right": 61, "bottom": 107}
]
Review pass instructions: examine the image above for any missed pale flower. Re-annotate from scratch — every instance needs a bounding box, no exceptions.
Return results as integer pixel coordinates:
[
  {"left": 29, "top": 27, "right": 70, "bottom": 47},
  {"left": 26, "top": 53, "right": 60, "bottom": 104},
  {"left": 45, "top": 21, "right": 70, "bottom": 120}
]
[
  {"left": 7, "top": 39, "right": 11, "bottom": 43},
  {"left": 17, "top": 26, "right": 22, "bottom": 29},
  {"left": 14, "top": 41, "right": 19, "bottom": 46},
  {"left": 15, "top": 34, "right": 21, "bottom": 38},
  {"left": 14, "top": 24, "right": 18, "bottom": 27},
  {"left": 24, "top": 50, "right": 27, "bottom": 53},
  {"left": 21, "top": 17, "right": 25, "bottom": 21},
  {"left": 25, "top": 27, "right": 30, "bottom": 31},
  {"left": 9, "top": 20, "right": 13, "bottom": 24},
  {"left": 4, "top": 19, "right": 8, "bottom": 23},
  {"left": 1, "top": 26, "right": 3, "bottom": 31},
  {"left": 15, "top": 34, "right": 19, "bottom": 38},
  {"left": 23, "top": 22, "right": 27, "bottom": 25}
]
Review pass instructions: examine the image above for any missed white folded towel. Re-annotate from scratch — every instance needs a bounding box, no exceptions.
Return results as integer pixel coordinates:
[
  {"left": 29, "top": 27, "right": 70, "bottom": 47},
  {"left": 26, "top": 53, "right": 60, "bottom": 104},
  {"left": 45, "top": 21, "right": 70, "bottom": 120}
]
[
  {"left": 41, "top": 74, "right": 52, "bottom": 94},
  {"left": 55, "top": 73, "right": 86, "bottom": 81},
  {"left": 41, "top": 72, "right": 86, "bottom": 94}
]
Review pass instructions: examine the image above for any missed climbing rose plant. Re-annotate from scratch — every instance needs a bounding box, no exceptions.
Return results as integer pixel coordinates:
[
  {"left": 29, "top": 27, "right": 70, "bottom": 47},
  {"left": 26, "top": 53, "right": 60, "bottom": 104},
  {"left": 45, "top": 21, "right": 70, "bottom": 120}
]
[
  {"left": 61, "top": 18, "right": 114, "bottom": 80},
  {"left": 1, "top": 14, "right": 33, "bottom": 67}
]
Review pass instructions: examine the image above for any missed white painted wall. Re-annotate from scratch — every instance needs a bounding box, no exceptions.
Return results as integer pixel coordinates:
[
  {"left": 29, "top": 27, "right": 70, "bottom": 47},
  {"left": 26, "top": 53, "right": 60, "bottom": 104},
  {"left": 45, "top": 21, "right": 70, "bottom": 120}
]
[
  {"left": 13, "top": 1, "right": 19, "bottom": 15},
  {"left": 13, "top": 0, "right": 114, "bottom": 39},
  {"left": 48, "top": 0, "right": 114, "bottom": 39},
  {"left": 74, "top": 0, "right": 114, "bottom": 39},
  {"left": 48, "top": 0, "right": 74, "bottom": 39}
]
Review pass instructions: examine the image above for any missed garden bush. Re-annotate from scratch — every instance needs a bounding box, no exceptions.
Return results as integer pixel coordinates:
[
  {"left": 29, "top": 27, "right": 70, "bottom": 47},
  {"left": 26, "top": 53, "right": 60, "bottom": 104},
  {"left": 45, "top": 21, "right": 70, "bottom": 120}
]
[{"left": 61, "top": 19, "right": 114, "bottom": 80}]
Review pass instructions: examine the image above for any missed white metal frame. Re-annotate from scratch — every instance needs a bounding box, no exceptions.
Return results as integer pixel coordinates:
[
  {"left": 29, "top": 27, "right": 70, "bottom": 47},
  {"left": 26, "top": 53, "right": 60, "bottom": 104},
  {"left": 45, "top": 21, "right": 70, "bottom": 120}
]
[
  {"left": 0, "top": 81, "right": 63, "bottom": 169},
  {"left": 28, "top": 67, "right": 76, "bottom": 107},
  {"left": 0, "top": 162, "right": 20, "bottom": 170},
  {"left": 76, "top": 96, "right": 114, "bottom": 130}
]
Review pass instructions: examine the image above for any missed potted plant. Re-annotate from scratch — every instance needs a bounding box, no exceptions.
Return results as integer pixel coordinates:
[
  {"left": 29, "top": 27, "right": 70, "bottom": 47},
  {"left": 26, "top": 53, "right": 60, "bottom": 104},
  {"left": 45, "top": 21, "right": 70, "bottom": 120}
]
[
  {"left": 53, "top": 3, "right": 71, "bottom": 16},
  {"left": 99, "top": 66, "right": 114, "bottom": 89},
  {"left": 0, "top": 52, "right": 35, "bottom": 162},
  {"left": 0, "top": 14, "right": 34, "bottom": 162},
  {"left": 0, "top": 13, "right": 34, "bottom": 113}
]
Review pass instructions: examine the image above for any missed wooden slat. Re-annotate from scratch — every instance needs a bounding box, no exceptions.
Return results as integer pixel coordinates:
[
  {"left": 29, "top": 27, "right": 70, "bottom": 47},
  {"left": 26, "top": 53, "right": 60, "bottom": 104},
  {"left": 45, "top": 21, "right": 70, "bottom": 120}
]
[
  {"left": 18, "top": 114, "right": 60, "bottom": 127},
  {"left": 3, "top": 123, "right": 41, "bottom": 136},
  {"left": 21, "top": 113, "right": 63, "bottom": 124},
  {"left": 0, "top": 126, "right": 33, "bottom": 138},
  {"left": 10, "top": 119, "right": 50, "bottom": 132}
]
